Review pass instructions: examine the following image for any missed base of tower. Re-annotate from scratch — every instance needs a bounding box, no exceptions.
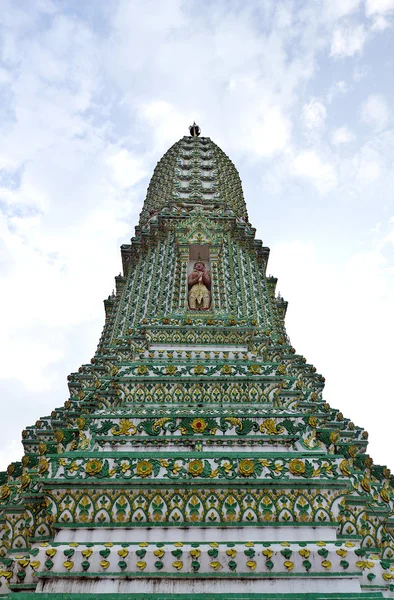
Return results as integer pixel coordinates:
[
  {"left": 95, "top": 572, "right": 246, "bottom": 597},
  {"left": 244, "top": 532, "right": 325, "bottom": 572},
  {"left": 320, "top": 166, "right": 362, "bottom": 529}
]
[
  {"left": 10, "top": 592, "right": 387, "bottom": 600},
  {"left": 36, "top": 577, "right": 362, "bottom": 595}
]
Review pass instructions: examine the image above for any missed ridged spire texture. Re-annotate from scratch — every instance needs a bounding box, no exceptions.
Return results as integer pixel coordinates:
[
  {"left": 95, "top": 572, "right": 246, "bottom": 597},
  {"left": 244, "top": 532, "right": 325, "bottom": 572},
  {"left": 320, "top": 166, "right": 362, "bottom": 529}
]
[{"left": 140, "top": 136, "right": 248, "bottom": 224}]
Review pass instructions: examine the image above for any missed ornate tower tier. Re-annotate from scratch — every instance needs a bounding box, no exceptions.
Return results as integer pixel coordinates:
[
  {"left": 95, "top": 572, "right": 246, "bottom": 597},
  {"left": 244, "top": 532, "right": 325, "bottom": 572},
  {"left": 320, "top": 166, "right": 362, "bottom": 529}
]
[{"left": 1, "top": 129, "right": 393, "bottom": 600}]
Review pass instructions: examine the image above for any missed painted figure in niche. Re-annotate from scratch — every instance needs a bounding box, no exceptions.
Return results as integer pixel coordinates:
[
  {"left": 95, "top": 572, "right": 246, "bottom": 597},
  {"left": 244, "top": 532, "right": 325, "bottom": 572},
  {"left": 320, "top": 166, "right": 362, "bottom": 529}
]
[{"left": 188, "top": 261, "right": 211, "bottom": 310}]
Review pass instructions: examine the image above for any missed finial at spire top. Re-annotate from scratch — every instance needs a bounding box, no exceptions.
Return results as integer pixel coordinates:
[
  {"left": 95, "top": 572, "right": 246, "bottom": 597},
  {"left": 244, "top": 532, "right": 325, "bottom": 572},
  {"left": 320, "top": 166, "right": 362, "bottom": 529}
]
[{"left": 189, "top": 122, "right": 200, "bottom": 137}]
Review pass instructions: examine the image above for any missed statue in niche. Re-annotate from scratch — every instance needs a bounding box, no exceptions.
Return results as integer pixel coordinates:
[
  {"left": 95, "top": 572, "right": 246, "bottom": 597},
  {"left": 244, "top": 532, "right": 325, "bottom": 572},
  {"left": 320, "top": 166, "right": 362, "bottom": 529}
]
[{"left": 188, "top": 261, "right": 211, "bottom": 310}]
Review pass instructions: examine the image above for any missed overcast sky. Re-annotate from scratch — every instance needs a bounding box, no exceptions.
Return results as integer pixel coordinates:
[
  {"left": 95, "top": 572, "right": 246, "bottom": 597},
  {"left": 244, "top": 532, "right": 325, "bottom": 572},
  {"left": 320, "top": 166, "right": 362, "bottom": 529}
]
[{"left": 0, "top": 0, "right": 393, "bottom": 471}]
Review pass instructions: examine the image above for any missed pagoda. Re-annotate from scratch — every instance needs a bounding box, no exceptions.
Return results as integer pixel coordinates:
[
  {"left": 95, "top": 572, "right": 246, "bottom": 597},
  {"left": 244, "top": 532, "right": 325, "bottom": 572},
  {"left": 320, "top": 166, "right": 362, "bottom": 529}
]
[{"left": 1, "top": 125, "right": 394, "bottom": 599}]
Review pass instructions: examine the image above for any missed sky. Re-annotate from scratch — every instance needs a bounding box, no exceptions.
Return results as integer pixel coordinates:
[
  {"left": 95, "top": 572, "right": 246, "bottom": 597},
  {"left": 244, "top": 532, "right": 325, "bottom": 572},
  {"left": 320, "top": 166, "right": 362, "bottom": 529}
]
[{"left": 0, "top": 0, "right": 393, "bottom": 470}]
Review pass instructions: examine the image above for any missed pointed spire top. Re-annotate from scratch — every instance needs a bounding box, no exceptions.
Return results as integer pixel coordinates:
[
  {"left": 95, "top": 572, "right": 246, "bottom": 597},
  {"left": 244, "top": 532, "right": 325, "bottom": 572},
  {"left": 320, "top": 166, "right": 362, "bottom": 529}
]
[{"left": 189, "top": 122, "right": 200, "bottom": 137}]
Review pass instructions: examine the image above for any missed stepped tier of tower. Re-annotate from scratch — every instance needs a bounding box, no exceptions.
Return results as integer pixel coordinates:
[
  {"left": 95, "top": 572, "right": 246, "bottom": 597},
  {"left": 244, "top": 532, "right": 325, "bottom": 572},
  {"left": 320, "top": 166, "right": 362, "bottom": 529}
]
[{"left": 1, "top": 134, "right": 394, "bottom": 599}]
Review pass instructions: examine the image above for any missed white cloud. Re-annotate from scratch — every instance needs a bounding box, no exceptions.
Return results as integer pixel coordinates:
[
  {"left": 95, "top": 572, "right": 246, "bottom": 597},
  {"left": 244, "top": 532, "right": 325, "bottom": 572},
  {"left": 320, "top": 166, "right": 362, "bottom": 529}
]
[
  {"left": 102, "top": 1, "right": 322, "bottom": 162},
  {"left": 0, "top": 9, "right": 152, "bottom": 399},
  {"left": 139, "top": 101, "right": 200, "bottom": 154},
  {"left": 331, "top": 126, "right": 354, "bottom": 144},
  {"left": 357, "top": 158, "right": 382, "bottom": 182},
  {"left": 353, "top": 64, "right": 370, "bottom": 81},
  {"left": 326, "top": 80, "right": 349, "bottom": 103},
  {"left": 351, "top": 142, "right": 383, "bottom": 183},
  {"left": 323, "top": 0, "right": 361, "bottom": 19},
  {"left": 269, "top": 223, "right": 394, "bottom": 468},
  {"left": 106, "top": 149, "right": 148, "bottom": 189},
  {"left": 291, "top": 150, "right": 337, "bottom": 193},
  {"left": 356, "top": 158, "right": 382, "bottom": 182},
  {"left": 302, "top": 99, "right": 327, "bottom": 131},
  {"left": 330, "top": 129, "right": 394, "bottom": 200},
  {"left": 361, "top": 94, "right": 390, "bottom": 131},
  {"left": 366, "top": 0, "right": 394, "bottom": 15},
  {"left": 366, "top": 0, "right": 394, "bottom": 28},
  {"left": 248, "top": 106, "right": 292, "bottom": 157},
  {"left": 0, "top": 439, "right": 22, "bottom": 474},
  {"left": 370, "top": 14, "right": 392, "bottom": 28},
  {"left": 330, "top": 24, "right": 367, "bottom": 57}
]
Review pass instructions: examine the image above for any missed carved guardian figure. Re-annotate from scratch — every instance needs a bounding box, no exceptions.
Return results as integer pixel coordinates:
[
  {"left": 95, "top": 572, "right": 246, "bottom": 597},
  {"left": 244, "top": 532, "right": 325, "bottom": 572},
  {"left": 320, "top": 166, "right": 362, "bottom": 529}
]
[{"left": 188, "top": 261, "right": 211, "bottom": 310}]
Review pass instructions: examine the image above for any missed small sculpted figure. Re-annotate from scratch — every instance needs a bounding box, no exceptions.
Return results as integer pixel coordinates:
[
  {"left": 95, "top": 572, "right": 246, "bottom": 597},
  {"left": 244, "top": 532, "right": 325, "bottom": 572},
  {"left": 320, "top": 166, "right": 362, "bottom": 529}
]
[{"left": 188, "top": 261, "right": 211, "bottom": 310}]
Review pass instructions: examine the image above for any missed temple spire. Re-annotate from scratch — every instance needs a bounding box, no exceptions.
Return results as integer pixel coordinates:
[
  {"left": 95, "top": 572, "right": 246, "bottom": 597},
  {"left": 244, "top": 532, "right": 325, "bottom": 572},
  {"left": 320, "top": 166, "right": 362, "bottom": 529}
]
[{"left": 1, "top": 128, "right": 393, "bottom": 599}]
